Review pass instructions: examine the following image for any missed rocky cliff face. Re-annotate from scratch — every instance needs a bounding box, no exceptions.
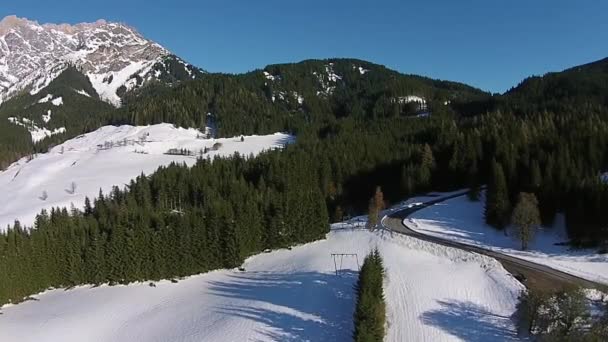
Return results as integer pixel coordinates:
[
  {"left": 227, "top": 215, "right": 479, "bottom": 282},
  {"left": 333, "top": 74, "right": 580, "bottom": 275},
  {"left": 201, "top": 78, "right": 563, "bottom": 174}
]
[{"left": 0, "top": 15, "right": 198, "bottom": 106}]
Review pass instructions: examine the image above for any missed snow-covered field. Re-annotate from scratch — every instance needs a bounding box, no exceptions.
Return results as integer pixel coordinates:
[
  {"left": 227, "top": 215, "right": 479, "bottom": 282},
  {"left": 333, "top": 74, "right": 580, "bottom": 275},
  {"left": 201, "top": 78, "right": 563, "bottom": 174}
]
[
  {"left": 0, "top": 123, "right": 293, "bottom": 230},
  {"left": 409, "top": 192, "right": 608, "bottom": 285},
  {"left": 0, "top": 129, "right": 526, "bottom": 341},
  {"left": 0, "top": 216, "right": 524, "bottom": 342}
]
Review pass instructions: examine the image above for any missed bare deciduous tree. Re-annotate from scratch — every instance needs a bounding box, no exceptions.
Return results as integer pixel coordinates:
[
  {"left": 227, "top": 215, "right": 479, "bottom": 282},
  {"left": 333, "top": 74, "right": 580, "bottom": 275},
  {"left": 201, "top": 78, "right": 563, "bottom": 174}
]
[
  {"left": 512, "top": 192, "right": 541, "bottom": 250},
  {"left": 66, "top": 182, "right": 77, "bottom": 194}
]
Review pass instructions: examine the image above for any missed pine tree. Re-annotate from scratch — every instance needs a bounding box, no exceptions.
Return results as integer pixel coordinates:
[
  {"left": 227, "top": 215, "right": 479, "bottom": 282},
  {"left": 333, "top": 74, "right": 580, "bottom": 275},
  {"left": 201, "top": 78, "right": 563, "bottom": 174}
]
[
  {"left": 467, "top": 159, "right": 480, "bottom": 201},
  {"left": 485, "top": 160, "right": 511, "bottom": 230},
  {"left": 367, "top": 187, "right": 384, "bottom": 231},
  {"left": 353, "top": 248, "right": 386, "bottom": 342},
  {"left": 417, "top": 144, "right": 435, "bottom": 189},
  {"left": 530, "top": 160, "right": 542, "bottom": 190}
]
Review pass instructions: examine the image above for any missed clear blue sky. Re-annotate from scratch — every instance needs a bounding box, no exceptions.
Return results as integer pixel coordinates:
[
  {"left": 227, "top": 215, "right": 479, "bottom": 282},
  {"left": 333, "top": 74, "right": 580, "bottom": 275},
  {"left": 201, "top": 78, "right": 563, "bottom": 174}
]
[{"left": 3, "top": 0, "right": 608, "bottom": 93}]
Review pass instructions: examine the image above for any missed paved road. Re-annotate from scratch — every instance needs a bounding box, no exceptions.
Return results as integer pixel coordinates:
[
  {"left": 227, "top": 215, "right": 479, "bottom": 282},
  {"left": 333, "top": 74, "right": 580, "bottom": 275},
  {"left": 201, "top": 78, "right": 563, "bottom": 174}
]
[{"left": 381, "top": 191, "right": 604, "bottom": 291}]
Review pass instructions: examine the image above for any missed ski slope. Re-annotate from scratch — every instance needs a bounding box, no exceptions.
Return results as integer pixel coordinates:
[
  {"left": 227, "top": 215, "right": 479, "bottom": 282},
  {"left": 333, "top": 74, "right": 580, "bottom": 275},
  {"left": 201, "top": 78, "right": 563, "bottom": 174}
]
[
  {"left": 409, "top": 192, "right": 608, "bottom": 285},
  {"left": 0, "top": 217, "right": 524, "bottom": 342},
  {"left": 0, "top": 124, "right": 293, "bottom": 230}
]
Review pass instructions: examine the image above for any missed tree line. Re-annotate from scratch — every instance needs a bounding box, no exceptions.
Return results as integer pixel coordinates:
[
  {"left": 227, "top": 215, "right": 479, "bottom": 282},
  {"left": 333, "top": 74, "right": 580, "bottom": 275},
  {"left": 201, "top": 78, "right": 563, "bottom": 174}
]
[
  {"left": 518, "top": 288, "right": 608, "bottom": 341},
  {"left": 0, "top": 151, "right": 329, "bottom": 305},
  {"left": 4, "top": 104, "right": 608, "bottom": 304},
  {"left": 353, "top": 249, "right": 386, "bottom": 342},
  {"left": 3, "top": 58, "right": 608, "bottom": 306}
]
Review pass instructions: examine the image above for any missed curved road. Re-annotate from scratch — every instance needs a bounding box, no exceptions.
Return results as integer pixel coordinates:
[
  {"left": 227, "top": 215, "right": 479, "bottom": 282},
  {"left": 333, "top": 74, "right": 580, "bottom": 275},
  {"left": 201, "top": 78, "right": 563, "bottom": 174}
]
[{"left": 381, "top": 192, "right": 605, "bottom": 291}]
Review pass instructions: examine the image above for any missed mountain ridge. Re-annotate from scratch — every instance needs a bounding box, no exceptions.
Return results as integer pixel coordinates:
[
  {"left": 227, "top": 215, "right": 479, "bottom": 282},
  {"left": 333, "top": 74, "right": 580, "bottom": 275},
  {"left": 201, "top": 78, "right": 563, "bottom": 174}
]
[{"left": 0, "top": 15, "right": 200, "bottom": 107}]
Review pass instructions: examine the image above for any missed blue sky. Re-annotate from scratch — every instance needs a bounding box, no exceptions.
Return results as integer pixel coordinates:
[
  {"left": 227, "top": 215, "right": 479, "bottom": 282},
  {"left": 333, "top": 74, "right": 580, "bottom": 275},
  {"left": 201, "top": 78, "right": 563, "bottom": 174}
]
[{"left": 3, "top": 0, "right": 608, "bottom": 93}]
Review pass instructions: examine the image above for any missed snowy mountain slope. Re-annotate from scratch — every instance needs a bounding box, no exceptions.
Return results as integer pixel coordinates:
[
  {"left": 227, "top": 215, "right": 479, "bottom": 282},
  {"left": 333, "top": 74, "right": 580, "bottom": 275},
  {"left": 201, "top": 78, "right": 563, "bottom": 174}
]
[
  {"left": 0, "top": 15, "right": 200, "bottom": 107},
  {"left": 0, "top": 123, "right": 293, "bottom": 230},
  {"left": 0, "top": 218, "right": 523, "bottom": 342},
  {"left": 408, "top": 192, "right": 608, "bottom": 285},
  {"left": 0, "top": 65, "right": 113, "bottom": 162}
]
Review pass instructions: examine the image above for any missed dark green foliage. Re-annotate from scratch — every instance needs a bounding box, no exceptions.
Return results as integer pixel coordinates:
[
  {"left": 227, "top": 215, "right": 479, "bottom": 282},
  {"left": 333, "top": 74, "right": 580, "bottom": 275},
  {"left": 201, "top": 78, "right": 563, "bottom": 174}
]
[
  {"left": 505, "top": 57, "right": 608, "bottom": 115},
  {"left": 0, "top": 66, "right": 113, "bottom": 169},
  {"left": 353, "top": 249, "right": 386, "bottom": 342},
  {"left": 0, "top": 150, "right": 329, "bottom": 305},
  {"left": 485, "top": 160, "right": 511, "bottom": 229},
  {"left": 115, "top": 58, "right": 486, "bottom": 139},
  {"left": 4, "top": 56, "right": 608, "bottom": 308},
  {"left": 518, "top": 288, "right": 608, "bottom": 341}
]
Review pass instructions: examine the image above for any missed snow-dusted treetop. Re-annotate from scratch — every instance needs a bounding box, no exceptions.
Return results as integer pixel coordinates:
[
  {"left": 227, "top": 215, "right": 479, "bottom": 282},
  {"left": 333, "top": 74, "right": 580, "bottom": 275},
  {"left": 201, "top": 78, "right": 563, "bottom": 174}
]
[{"left": 0, "top": 15, "right": 176, "bottom": 106}]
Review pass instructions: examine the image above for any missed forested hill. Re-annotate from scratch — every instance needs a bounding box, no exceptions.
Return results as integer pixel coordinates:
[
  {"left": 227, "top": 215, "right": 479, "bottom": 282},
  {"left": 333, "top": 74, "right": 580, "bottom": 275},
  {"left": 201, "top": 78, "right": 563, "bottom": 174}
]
[
  {"left": 116, "top": 58, "right": 489, "bottom": 136},
  {"left": 501, "top": 57, "right": 608, "bottom": 114},
  {"left": 0, "top": 58, "right": 488, "bottom": 169},
  {"left": 0, "top": 67, "right": 114, "bottom": 169}
]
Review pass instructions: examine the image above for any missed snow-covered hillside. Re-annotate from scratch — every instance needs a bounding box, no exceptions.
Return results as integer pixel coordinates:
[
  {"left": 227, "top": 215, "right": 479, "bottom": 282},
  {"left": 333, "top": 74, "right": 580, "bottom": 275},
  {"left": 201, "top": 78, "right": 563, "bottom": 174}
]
[
  {"left": 408, "top": 193, "right": 608, "bottom": 285},
  {"left": 0, "top": 15, "right": 197, "bottom": 106},
  {"left": 0, "top": 211, "right": 523, "bottom": 342},
  {"left": 0, "top": 123, "right": 293, "bottom": 230},
  {"left": 7, "top": 116, "right": 66, "bottom": 143}
]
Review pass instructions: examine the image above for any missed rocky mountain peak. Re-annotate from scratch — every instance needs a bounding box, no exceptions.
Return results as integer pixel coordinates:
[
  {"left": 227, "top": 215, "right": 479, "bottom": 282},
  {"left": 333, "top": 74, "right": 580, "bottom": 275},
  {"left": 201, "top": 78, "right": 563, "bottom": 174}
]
[{"left": 0, "top": 15, "right": 193, "bottom": 107}]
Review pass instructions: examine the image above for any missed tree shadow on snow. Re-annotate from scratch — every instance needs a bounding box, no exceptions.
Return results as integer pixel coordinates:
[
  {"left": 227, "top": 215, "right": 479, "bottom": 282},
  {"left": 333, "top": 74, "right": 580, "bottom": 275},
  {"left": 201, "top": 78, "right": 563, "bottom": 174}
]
[
  {"left": 421, "top": 300, "right": 521, "bottom": 342},
  {"left": 207, "top": 271, "right": 358, "bottom": 341}
]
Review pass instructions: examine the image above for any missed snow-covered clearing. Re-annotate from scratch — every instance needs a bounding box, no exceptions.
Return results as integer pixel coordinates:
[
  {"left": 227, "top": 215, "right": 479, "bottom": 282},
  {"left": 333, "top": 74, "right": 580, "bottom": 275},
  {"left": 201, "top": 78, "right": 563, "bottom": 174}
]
[
  {"left": 409, "top": 192, "right": 608, "bottom": 285},
  {"left": 51, "top": 96, "right": 63, "bottom": 106},
  {"left": 0, "top": 221, "right": 523, "bottom": 342},
  {"left": 87, "top": 60, "right": 155, "bottom": 106},
  {"left": 36, "top": 94, "right": 63, "bottom": 106},
  {"left": 37, "top": 93, "right": 53, "bottom": 103},
  {"left": 7, "top": 116, "right": 66, "bottom": 143},
  {"left": 41, "top": 109, "right": 51, "bottom": 123},
  {"left": 74, "top": 89, "right": 91, "bottom": 97},
  {"left": 0, "top": 123, "right": 293, "bottom": 230}
]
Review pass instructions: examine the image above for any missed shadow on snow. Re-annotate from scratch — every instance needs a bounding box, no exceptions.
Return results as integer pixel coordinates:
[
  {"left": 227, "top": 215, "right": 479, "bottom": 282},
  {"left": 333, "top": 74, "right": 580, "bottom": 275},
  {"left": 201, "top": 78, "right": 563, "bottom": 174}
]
[
  {"left": 421, "top": 299, "right": 521, "bottom": 342},
  {"left": 207, "top": 270, "right": 358, "bottom": 341}
]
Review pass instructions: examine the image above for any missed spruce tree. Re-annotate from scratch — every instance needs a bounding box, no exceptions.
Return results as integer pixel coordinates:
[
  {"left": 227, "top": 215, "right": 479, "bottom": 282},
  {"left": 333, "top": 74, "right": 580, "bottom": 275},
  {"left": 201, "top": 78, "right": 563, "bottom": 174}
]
[
  {"left": 366, "top": 187, "right": 384, "bottom": 231},
  {"left": 485, "top": 160, "right": 511, "bottom": 230}
]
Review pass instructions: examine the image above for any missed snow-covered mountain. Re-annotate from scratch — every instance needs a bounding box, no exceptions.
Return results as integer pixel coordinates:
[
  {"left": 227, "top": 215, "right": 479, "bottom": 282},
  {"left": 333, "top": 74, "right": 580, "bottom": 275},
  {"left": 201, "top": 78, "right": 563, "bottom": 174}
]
[{"left": 0, "top": 15, "right": 199, "bottom": 107}]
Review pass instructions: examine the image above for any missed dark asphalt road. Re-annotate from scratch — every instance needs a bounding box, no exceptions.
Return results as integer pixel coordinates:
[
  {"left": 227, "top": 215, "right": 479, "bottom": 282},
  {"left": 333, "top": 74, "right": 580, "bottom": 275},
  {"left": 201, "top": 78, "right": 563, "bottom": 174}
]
[{"left": 381, "top": 191, "right": 604, "bottom": 291}]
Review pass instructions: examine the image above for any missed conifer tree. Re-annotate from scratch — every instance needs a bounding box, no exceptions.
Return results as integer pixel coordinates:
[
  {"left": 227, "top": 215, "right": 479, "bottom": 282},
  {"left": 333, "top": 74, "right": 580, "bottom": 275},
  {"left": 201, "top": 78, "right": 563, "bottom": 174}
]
[
  {"left": 367, "top": 187, "right": 384, "bottom": 231},
  {"left": 485, "top": 160, "right": 511, "bottom": 230}
]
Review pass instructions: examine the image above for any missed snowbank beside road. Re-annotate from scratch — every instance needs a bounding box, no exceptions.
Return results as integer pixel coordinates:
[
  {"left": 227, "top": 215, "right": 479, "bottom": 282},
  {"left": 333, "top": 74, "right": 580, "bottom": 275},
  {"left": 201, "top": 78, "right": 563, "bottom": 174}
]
[{"left": 409, "top": 192, "right": 608, "bottom": 285}]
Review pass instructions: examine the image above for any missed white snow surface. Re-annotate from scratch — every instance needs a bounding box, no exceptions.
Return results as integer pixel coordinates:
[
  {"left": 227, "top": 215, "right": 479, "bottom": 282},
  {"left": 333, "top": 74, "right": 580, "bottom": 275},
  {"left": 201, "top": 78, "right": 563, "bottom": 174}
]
[
  {"left": 42, "top": 109, "right": 51, "bottom": 123},
  {"left": 7, "top": 116, "right": 66, "bottom": 143},
  {"left": 409, "top": 192, "right": 608, "bottom": 285},
  {"left": 0, "top": 206, "right": 524, "bottom": 342},
  {"left": 88, "top": 60, "right": 155, "bottom": 106},
  {"left": 74, "top": 89, "right": 91, "bottom": 97},
  {"left": 37, "top": 94, "right": 62, "bottom": 106},
  {"left": 0, "top": 123, "right": 293, "bottom": 230},
  {"left": 263, "top": 71, "right": 276, "bottom": 81},
  {"left": 51, "top": 96, "right": 63, "bottom": 106},
  {"left": 37, "top": 93, "right": 53, "bottom": 103},
  {"left": 396, "top": 95, "right": 427, "bottom": 105}
]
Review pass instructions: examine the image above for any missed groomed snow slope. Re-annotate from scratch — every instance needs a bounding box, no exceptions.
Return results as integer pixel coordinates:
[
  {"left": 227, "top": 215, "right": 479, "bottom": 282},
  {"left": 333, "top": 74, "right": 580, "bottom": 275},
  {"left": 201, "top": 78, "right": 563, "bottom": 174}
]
[
  {"left": 0, "top": 221, "right": 524, "bottom": 342},
  {"left": 409, "top": 192, "right": 608, "bottom": 285},
  {"left": 0, "top": 124, "right": 293, "bottom": 230}
]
